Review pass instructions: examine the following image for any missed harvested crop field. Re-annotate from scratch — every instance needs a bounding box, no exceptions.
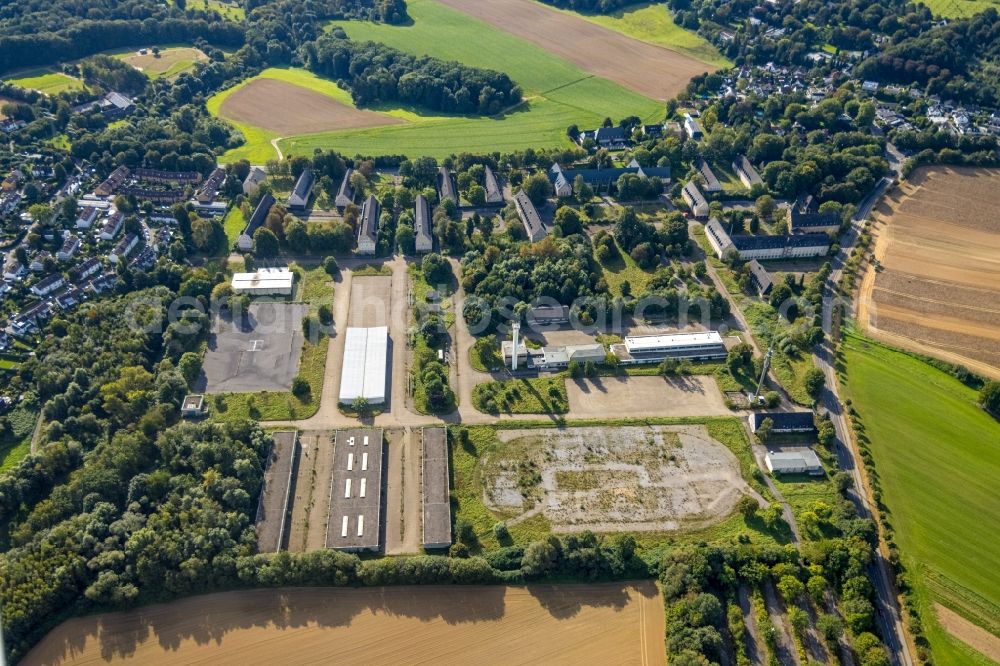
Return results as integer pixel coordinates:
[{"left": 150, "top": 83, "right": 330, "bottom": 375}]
[
  {"left": 859, "top": 167, "right": 1000, "bottom": 378},
  {"left": 485, "top": 425, "right": 753, "bottom": 532},
  {"left": 219, "top": 78, "right": 401, "bottom": 135},
  {"left": 435, "top": 0, "right": 711, "bottom": 100},
  {"left": 23, "top": 583, "right": 665, "bottom": 666}
]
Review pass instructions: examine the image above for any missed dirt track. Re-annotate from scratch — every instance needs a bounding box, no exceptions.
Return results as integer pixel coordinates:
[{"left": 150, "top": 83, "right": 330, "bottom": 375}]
[
  {"left": 935, "top": 603, "right": 1000, "bottom": 663},
  {"left": 23, "top": 583, "right": 665, "bottom": 666},
  {"left": 219, "top": 78, "right": 401, "bottom": 135},
  {"left": 435, "top": 0, "right": 713, "bottom": 100},
  {"left": 858, "top": 167, "right": 1000, "bottom": 378}
]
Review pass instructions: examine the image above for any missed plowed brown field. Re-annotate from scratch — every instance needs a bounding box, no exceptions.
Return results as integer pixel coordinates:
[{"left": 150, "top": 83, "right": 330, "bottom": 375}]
[
  {"left": 219, "top": 78, "right": 401, "bottom": 135},
  {"left": 858, "top": 167, "right": 1000, "bottom": 378},
  {"left": 435, "top": 0, "right": 712, "bottom": 100},
  {"left": 22, "top": 583, "right": 665, "bottom": 666}
]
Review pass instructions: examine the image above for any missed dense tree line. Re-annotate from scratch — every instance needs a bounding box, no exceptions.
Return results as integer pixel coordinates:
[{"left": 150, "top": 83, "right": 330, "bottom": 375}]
[
  {"left": 855, "top": 9, "right": 1000, "bottom": 105},
  {"left": 303, "top": 35, "right": 522, "bottom": 115},
  {"left": 536, "top": 0, "right": 643, "bottom": 13},
  {"left": 0, "top": 18, "right": 244, "bottom": 73}
]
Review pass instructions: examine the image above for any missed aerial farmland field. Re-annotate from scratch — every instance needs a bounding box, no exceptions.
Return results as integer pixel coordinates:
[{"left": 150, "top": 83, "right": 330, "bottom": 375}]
[
  {"left": 841, "top": 331, "right": 1000, "bottom": 664},
  {"left": 212, "top": 0, "right": 681, "bottom": 160},
  {"left": 858, "top": 167, "right": 1000, "bottom": 379},
  {"left": 119, "top": 47, "right": 208, "bottom": 79},
  {"left": 5, "top": 70, "right": 84, "bottom": 95},
  {"left": 22, "top": 584, "right": 665, "bottom": 666}
]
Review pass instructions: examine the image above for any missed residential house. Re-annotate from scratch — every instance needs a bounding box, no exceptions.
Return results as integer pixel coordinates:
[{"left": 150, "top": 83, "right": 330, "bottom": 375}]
[
  {"left": 109, "top": 232, "right": 139, "bottom": 263},
  {"left": 288, "top": 168, "right": 315, "bottom": 210},
  {"left": 29, "top": 251, "right": 51, "bottom": 273},
  {"left": 514, "top": 190, "right": 547, "bottom": 243},
  {"left": 705, "top": 218, "right": 830, "bottom": 260},
  {"left": 747, "top": 259, "right": 774, "bottom": 297},
  {"left": 242, "top": 167, "right": 266, "bottom": 195},
  {"left": 357, "top": 195, "right": 380, "bottom": 255},
  {"left": 335, "top": 168, "right": 355, "bottom": 209},
  {"left": 133, "top": 168, "right": 201, "bottom": 184},
  {"left": 641, "top": 124, "right": 664, "bottom": 139},
  {"left": 98, "top": 210, "right": 123, "bottom": 241},
  {"left": 682, "top": 181, "right": 709, "bottom": 218},
  {"left": 483, "top": 165, "right": 503, "bottom": 204},
  {"left": 548, "top": 160, "right": 670, "bottom": 198},
  {"left": 75, "top": 206, "right": 99, "bottom": 229},
  {"left": 683, "top": 114, "right": 703, "bottom": 140},
  {"left": 55, "top": 287, "right": 82, "bottom": 310},
  {"left": 237, "top": 192, "right": 276, "bottom": 253},
  {"left": 579, "top": 126, "right": 630, "bottom": 150},
  {"left": 95, "top": 166, "right": 130, "bottom": 196},
  {"left": 732, "top": 155, "right": 763, "bottom": 188},
  {"left": 788, "top": 208, "right": 841, "bottom": 234},
  {"left": 694, "top": 159, "right": 722, "bottom": 192},
  {"left": 437, "top": 167, "right": 458, "bottom": 204},
  {"left": 414, "top": 194, "right": 433, "bottom": 253},
  {"left": 76, "top": 258, "right": 102, "bottom": 280},
  {"left": 196, "top": 167, "right": 227, "bottom": 203},
  {"left": 31, "top": 273, "right": 65, "bottom": 297},
  {"left": 57, "top": 235, "right": 81, "bottom": 261},
  {"left": 3, "top": 256, "right": 26, "bottom": 281},
  {"left": 1, "top": 169, "right": 23, "bottom": 192}
]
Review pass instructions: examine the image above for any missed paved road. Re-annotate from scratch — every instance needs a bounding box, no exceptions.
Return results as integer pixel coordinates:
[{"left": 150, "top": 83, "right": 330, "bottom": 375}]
[{"left": 814, "top": 164, "right": 914, "bottom": 666}]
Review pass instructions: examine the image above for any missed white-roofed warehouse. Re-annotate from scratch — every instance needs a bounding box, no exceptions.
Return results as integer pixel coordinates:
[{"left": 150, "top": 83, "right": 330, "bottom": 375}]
[
  {"left": 230, "top": 267, "right": 294, "bottom": 296},
  {"left": 339, "top": 326, "right": 388, "bottom": 404}
]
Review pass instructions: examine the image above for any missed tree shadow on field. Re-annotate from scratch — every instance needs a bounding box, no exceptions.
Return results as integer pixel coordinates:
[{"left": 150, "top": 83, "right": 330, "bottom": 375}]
[
  {"left": 526, "top": 580, "right": 652, "bottom": 620},
  {"left": 27, "top": 586, "right": 515, "bottom": 665}
]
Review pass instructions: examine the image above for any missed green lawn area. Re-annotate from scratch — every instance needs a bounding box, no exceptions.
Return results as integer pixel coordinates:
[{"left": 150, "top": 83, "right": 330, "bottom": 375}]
[
  {"left": 451, "top": 420, "right": 785, "bottom": 561},
  {"left": 209, "top": 264, "right": 333, "bottom": 422},
  {"left": 921, "top": 0, "right": 1000, "bottom": 17},
  {"left": 470, "top": 337, "right": 504, "bottom": 372},
  {"left": 595, "top": 240, "right": 656, "bottom": 297},
  {"left": 743, "top": 301, "right": 816, "bottom": 406},
  {"left": 841, "top": 331, "right": 1000, "bottom": 665},
  {"left": 472, "top": 376, "right": 568, "bottom": 414},
  {"left": 222, "top": 207, "right": 245, "bottom": 249},
  {"left": 170, "top": 0, "right": 244, "bottom": 20},
  {"left": 547, "top": 1, "right": 731, "bottom": 69},
  {"left": 0, "top": 405, "right": 37, "bottom": 473},
  {"left": 6, "top": 70, "right": 84, "bottom": 95},
  {"left": 209, "top": 0, "right": 662, "bottom": 160}
]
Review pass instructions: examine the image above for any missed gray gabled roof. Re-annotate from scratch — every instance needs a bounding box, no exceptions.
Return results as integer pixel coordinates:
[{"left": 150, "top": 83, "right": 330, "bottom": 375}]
[
  {"left": 414, "top": 194, "right": 432, "bottom": 245},
  {"left": 359, "top": 195, "right": 380, "bottom": 245},
  {"left": 243, "top": 192, "right": 275, "bottom": 240},
  {"left": 291, "top": 169, "right": 315, "bottom": 202},
  {"left": 484, "top": 165, "right": 503, "bottom": 203},
  {"left": 438, "top": 167, "right": 458, "bottom": 203},
  {"left": 336, "top": 168, "right": 355, "bottom": 204}
]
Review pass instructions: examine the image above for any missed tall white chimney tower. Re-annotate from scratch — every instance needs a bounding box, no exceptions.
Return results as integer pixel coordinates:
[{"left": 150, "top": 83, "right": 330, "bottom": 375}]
[{"left": 511, "top": 322, "right": 520, "bottom": 371}]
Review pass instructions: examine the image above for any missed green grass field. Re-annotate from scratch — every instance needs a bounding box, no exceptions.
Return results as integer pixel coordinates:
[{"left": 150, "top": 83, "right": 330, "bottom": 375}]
[
  {"left": 547, "top": 2, "right": 731, "bottom": 69},
  {"left": 6, "top": 70, "right": 84, "bottom": 95},
  {"left": 210, "top": 0, "right": 663, "bottom": 160},
  {"left": 0, "top": 405, "right": 37, "bottom": 473},
  {"left": 170, "top": 0, "right": 244, "bottom": 21},
  {"left": 921, "top": 0, "right": 1000, "bottom": 17},
  {"left": 841, "top": 331, "right": 1000, "bottom": 665}
]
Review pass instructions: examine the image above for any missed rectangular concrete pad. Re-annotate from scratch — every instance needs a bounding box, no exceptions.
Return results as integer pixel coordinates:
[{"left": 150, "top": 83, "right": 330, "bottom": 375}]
[
  {"left": 347, "top": 275, "right": 392, "bottom": 328},
  {"left": 255, "top": 431, "right": 298, "bottom": 553},
  {"left": 421, "top": 428, "right": 452, "bottom": 549},
  {"left": 326, "top": 429, "right": 384, "bottom": 551},
  {"left": 201, "top": 302, "right": 308, "bottom": 393}
]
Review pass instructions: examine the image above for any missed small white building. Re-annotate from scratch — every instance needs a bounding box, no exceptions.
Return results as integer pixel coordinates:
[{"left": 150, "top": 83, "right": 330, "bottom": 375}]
[
  {"left": 288, "top": 169, "right": 315, "bottom": 209},
  {"left": 230, "top": 267, "right": 294, "bottom": 296},
  {"left": 339, "top": 326, "right": 388, "bottom": 405},
  {"left": 31, "top": 273, "right": 65, "bottom": 297},
  {"left": 414, "top": 194, "right": 433, "bottom": 253},
  {"left": 765, "top": 449, "right": 823, "bottom": 476},
  {"left": 75, "top": 206, "right": 99, "bottom": 229},
  {"left": 357, "top": 195, "right": 380, "bottom": 256},
  {"left": 682, "top": 181, "right": 709, "bottom": 218}
]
